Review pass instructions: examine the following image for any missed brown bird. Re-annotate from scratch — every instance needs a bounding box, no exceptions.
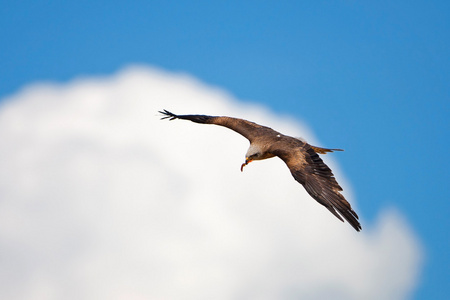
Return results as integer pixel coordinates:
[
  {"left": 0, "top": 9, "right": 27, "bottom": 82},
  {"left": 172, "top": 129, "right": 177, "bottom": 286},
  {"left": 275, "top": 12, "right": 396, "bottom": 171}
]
[{"left": 160, "top": 109, "right": 361, "bottom": 231}]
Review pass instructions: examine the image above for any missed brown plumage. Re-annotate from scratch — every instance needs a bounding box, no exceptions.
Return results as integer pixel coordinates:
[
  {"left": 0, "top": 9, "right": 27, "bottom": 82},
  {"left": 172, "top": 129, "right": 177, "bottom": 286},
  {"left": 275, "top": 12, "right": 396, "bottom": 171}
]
[{"left": 159, "top": 109, "right": 361, "bottom": 231}]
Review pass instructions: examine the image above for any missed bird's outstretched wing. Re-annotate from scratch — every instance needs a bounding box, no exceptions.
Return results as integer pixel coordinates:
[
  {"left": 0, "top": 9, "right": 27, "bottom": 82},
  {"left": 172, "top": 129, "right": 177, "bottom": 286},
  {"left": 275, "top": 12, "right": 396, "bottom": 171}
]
[
  {"left": 159, "top": 109, "right": 271, "bottom": 142},
  {"left": 275, "top": 142, "right": 361, "bottom": 231}
]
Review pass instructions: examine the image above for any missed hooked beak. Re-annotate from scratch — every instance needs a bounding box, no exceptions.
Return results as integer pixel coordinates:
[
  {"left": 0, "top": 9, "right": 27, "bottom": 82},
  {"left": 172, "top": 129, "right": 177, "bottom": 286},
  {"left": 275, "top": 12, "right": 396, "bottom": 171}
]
[{"left": 240, "top": 157, "right": 252, "bottom": 172}]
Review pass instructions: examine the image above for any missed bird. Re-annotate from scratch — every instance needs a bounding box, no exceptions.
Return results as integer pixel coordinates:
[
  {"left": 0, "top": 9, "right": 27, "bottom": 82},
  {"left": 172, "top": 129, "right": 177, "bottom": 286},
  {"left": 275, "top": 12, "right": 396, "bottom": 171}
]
[{"left": 159, "top": 109, "right": 361, "bottom": 231}]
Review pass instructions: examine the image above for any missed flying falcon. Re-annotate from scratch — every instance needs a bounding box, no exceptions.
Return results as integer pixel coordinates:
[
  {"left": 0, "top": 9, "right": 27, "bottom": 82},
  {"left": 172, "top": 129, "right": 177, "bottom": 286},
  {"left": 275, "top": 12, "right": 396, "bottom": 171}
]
[{"left": 159, "top": 109, "right": 361, "bottom": 231}]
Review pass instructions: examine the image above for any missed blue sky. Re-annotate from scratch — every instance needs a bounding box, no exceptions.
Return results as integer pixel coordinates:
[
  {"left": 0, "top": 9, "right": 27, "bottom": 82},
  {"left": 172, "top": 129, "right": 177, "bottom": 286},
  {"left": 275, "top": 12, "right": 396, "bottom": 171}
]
[{"left": 1, "top": 1, "right": 449, "bottom": 299}]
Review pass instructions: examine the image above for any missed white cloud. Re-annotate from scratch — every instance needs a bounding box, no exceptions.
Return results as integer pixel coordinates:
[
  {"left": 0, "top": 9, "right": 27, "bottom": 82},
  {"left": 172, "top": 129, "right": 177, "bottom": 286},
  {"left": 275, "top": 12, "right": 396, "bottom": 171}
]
[{"left": 0, "top": 65, "right": 422, "bottom": 300}]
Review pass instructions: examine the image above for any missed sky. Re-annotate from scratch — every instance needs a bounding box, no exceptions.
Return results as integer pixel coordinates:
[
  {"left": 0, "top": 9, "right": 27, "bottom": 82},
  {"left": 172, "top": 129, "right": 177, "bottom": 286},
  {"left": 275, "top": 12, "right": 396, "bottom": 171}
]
[
  {"left": 0, "top": 1, "right": 449, "bottom": 299},
  {"left": 0, "top": 66, "right": 422, "bottom": 300}
]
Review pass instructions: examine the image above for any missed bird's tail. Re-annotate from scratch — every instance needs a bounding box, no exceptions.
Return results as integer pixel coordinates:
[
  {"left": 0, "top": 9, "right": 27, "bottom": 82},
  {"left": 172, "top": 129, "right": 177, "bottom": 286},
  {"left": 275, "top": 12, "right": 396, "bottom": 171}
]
[{"left": 310, "top": 146, "right": 344, "bottom": 154}]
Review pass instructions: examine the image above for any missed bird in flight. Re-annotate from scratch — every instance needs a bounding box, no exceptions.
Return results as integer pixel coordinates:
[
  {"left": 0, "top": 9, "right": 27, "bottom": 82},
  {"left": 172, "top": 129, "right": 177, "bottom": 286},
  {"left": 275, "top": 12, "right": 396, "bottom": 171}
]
[{"left": 159, "top": 109, "right": 361, "bottom": 231}]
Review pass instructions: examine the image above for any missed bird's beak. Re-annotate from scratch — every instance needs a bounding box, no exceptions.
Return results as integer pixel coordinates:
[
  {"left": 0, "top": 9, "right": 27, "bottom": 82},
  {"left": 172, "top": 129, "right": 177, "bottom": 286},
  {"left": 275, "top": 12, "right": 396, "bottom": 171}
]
[{"left": 240, "top": 158, "right": 252, "bottom": 172}]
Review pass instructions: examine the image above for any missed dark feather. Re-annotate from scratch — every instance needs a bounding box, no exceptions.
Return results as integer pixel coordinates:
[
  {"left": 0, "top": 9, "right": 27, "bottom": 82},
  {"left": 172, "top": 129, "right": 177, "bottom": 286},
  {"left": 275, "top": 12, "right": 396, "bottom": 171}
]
[
  {"left": 287, "top": 145, "right": 361, "bottom": 231},
  {"left": 160, "top": 109, "right": 273, "bottom": 142},
  {"left": 159, "top": 110, "right": 214, "bottom": 123}
]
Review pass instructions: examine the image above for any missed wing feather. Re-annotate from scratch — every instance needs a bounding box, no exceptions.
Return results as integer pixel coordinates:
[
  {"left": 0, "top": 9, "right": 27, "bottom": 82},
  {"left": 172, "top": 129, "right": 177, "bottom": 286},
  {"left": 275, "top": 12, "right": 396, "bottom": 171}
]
[
  {"left": 275, "top": 142, "right": 361, "bottom": 231},
  {"left": 159, "top": 109, "right": 273, "bottom": 142}
]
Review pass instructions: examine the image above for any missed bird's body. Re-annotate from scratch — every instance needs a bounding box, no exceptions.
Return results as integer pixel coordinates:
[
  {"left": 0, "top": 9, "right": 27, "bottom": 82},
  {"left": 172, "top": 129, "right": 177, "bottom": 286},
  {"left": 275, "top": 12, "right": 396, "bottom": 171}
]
[{"left": 160, "top": 110, "right": 361, "bottom": 231}]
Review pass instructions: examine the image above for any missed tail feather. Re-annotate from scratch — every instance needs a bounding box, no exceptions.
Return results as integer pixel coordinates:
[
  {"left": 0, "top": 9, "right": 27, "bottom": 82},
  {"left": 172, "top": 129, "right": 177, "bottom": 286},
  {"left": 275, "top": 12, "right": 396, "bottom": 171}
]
[{"left": 310, "top": 146, "right": 344, "bottom": 155}]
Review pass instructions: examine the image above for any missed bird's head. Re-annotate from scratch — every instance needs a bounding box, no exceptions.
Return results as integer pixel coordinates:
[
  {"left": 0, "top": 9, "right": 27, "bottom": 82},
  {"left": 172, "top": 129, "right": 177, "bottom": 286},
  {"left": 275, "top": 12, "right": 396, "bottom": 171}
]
[{"left": 241, "top": 145, "right": 262, "bottom": 172}]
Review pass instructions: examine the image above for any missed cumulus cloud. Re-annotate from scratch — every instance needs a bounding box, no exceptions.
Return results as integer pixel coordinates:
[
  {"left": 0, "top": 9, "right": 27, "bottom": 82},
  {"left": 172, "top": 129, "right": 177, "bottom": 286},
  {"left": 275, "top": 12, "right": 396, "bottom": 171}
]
[{"left": 0, "top": 66, "right": 422, "bottom": 299}]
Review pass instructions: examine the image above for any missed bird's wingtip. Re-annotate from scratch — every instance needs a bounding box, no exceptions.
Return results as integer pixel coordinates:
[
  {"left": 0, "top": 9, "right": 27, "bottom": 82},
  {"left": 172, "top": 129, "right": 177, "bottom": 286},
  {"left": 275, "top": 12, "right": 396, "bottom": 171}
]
[{"left": 159, "top": 109, "right": 178, "bottom": 120}]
